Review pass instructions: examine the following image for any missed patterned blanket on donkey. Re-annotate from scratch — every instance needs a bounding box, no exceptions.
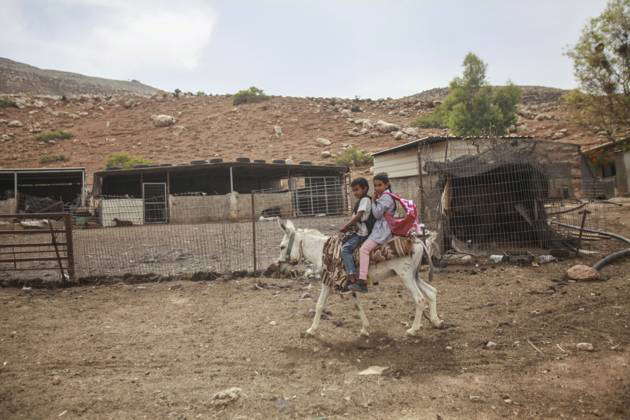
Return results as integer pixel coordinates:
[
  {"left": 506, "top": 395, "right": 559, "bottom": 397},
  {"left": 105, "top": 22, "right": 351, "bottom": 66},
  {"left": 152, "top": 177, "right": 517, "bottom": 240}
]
[{"left": 321, "top": 234, "right": 414, "bottom": 289}]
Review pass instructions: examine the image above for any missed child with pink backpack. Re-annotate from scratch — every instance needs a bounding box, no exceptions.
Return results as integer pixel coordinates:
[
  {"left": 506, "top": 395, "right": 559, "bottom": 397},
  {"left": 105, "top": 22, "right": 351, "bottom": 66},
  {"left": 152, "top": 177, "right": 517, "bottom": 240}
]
[{"left": 347, "top": 172, "right": 420, "bottom": 293}]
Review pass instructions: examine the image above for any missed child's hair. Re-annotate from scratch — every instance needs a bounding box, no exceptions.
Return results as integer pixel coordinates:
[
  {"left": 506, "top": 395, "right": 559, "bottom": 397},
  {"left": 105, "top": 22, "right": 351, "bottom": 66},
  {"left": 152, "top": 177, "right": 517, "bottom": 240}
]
[
  {"left": 373, "top": 172, "right": 393, "bottom": 192},
  {"left": 350, "top": 177, "right": 369, "bottom": 190}
]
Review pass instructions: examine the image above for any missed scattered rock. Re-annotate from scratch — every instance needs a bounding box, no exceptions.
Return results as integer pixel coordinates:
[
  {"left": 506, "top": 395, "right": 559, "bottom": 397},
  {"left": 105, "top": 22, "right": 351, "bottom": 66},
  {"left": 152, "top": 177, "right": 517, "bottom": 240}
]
[
  {"left": 7, "top": 120, "right": 23, "bottom": 128},
  {"left": 552, "top": 129, "right": 568, "bottom": 139},
  {"left": 485, "top": 341, "right": 497, "bottom": 349},
  {"left": 269, "top": 321, "right": 277, "bottom": 326},
  {"left": 321, "top": 151, "right": 332, "bottom": 158},
  {"left": 566, "top": 265, "right": 600, "bottom": 281},
  {"left": 392, "top": 130, "right": 406, "bottom": 140},
  {"left": 375, "top": 120, "right": 400, "bottom": 133},
  {"left": 402, "top": 127, "right": 419, "bottom": 136},
  {"left": 350, "top": 104, "right": 362, "bottom": 112},
  {"left": 340, "top": 109, "right": 351, "bottom": 117},
  {"left": 489, "top": 255, "right": 504, "bottom": 264},
  {"left": 576, "top": 342, "right": 594, "bottom": 352},
  {"left": 274, "top": 125, "right": 283, "bottom": 137},
  {"left": 150, "top": 114, "right": 176, "bottom": 127},
  {"left": 316, "top": 137, "right": 332, "bottom": 146},
  {"left": 52, "top": 375, "right": 61, "bottom": 385},
  {"left": 358, "top": 366, "right": 389, "bottom": 375},
  {"left": 537, "top": 255, "right": 556, "bottom": 264},
  {"left": 209, "top": 387, "right": 243, "bottom": 407},
  {"left": 300, "top": 292, "right": 311, "bottom": 299}
]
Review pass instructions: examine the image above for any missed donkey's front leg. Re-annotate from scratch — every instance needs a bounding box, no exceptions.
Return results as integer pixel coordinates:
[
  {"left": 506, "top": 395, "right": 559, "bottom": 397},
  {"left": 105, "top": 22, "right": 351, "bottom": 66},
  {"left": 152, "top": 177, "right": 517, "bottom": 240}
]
[
  {"left": 352, "top": 294, "right": 370, "bottom": 336},
  {"left": 401, "top": 271, "right": 427, "bottom": 336},
  {"left": 306, "top": 284, "right": 331, "bottom": 336}
]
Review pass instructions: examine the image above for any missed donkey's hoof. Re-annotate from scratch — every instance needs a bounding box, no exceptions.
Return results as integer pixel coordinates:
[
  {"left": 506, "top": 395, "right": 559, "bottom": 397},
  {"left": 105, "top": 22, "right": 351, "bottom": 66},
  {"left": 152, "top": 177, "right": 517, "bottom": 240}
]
[
  {"left": 304, "top": 328, "right": 316, "bottom": 337},
  {"left": 432, "top": 319, "right": 445, "bottom": 329},
  {"left": 360, "top": 329, "right": 370, "bottom": 337},
  {"left": 405, "top": 328, "right": 419, "bottom": 336}
]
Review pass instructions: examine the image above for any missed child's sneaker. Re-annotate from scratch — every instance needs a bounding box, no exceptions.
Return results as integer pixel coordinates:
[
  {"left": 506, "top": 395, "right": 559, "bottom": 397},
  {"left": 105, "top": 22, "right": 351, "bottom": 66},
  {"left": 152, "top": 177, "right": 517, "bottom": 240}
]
[{"left": 347, "top": 280, "right": 368, "bottom": 293}]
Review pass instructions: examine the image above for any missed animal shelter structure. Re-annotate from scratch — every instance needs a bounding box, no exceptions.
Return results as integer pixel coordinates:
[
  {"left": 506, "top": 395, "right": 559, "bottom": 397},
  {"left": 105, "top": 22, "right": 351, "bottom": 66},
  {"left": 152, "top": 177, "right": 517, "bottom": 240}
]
[
  {"left": 373, "top": 136, "right": 586, "bottom": 251},
  {"left": 92, "top": 160, "right": 349, "bottom": 226},
  {"left": 0, "top": 167, "right": 86, "bottom": 214}
]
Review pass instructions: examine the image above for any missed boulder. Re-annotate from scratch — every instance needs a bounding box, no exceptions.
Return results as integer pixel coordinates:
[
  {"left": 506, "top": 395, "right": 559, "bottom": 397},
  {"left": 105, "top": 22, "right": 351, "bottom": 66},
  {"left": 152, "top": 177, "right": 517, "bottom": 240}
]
[
  {"left": 210, "top": 387, "right": 243, "bottom": 407},
  {"left": 576, "top": 342, "right": 594, "bottom": 352},
  {"left": 150, "top": 114, "right": 176, "bottom": 127},
  {"left": 566, "top": 264, "right": 600, "bottom": 281},
  {"left": 392, "top": 131, "right": 407, "bottom": 140},
  {"left": 273, "top": 125, "right": 283, "bottom": 137},
  {"left": 375, "top": 120, "right": 400, "bottom": 133},
  {"left": 402, "top": 127, "right": 419, "bottom": 136},
  {"left": 340, "top": 109, "right": 351, "bottom": 117},
  {"left": 321, "top": 151, "right": 332, "bottom": 158},
  {"left": 552, "top": 129, "right": 568, "bottom": 139},
  {"left": 7, "top": 120, "right": 23, "bottom": 128},
  {"left": 316, "top": 137, "right": 332, "bottom": 146}
]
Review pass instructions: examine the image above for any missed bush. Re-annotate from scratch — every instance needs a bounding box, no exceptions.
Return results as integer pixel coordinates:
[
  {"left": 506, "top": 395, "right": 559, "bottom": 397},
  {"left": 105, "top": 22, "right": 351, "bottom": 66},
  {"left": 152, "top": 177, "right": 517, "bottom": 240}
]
[
  {"left": 335, "top": 146, "right": 374, "bottom": 167},
  {"left": 36, "top": 130, "right": 73, "bottom": 142},
  {"left": 0, "top": 98, "right": 17, "bottom": 108},
  {"left": 233, "top": 86, "right": 270, "bottom": 106},
  {"left": 105, "top": 152, "right": 153, "bottom": 169},
  {"left": 196, "top": 91, "right": 206, "bottom": 96},
  {"left": 413, "top": 110, "right": 446, "bottom": 128},
  {"left": 39, "top": 154, "right": 68, "bottom": 164}
]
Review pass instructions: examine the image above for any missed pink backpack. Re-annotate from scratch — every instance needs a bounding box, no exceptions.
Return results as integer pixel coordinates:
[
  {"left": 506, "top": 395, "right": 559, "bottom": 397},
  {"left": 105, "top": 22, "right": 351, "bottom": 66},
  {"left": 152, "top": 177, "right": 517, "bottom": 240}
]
[{"left": 382, "top": 192, "right": 420, "bottom": 236}]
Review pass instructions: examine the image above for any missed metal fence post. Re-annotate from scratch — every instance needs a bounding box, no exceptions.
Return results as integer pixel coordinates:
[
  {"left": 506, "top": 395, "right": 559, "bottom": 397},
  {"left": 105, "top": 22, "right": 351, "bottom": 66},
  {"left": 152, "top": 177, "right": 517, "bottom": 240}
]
[
  {"left": 64, "top": 214, "right": 75, "bottom": 281},
  {"left": 251, "top": 192, "right": 257, "bottom": 272}
]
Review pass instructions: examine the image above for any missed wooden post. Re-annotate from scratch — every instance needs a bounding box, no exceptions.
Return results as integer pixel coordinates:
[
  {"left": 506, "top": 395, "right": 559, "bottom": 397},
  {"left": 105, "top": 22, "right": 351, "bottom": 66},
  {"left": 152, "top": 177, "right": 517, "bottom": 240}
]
[
  {"left": 251, "top": 192, "right": 257, "bottom": 272},
  {"left": 13, "top": 172, "right": 18, "bottom": 213},
  {"left": 575, "top": 209, "right": 591, "bottom": 257},
  {"left": 416, "top": 145, "right": 426, "bottom": 222},
  {"left": 64, "top": 214, "right": 75, "bottom": 281},
  {"left": 48, "top": 219, "right": 66, "bottom": 281},
  {"left": 229, "top": 166, "right": 234, "bottom": 193}
]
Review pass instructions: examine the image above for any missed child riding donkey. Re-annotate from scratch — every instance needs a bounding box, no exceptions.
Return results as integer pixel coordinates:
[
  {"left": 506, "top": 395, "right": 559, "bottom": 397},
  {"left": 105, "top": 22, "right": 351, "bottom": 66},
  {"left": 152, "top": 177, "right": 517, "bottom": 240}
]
[{"left": 344, "top": 173, "right": 396, "bottom": 293}]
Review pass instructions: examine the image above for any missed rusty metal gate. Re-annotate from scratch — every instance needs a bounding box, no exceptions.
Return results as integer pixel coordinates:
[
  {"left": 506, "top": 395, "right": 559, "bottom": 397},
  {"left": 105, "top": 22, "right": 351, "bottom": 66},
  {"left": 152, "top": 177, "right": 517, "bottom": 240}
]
[{"left": 0, "top": 213, "right": 75, "bottom": 281}]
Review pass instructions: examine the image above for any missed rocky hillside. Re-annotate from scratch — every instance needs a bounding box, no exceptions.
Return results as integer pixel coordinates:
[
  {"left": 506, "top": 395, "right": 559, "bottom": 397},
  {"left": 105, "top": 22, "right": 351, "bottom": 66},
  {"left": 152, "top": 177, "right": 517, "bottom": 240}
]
[
  {"left": 0, "top": 58, "right": 160, "bottom": 96},
  {"left": 0, "top": 86, "right": 605, "bottom": 186}
]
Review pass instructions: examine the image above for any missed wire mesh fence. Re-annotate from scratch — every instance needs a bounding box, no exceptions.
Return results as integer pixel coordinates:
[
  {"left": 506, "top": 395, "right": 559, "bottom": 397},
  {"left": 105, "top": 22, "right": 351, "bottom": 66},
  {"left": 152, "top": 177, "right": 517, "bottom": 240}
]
[
  {"left": 418, "top": 137, "right": 604, "bottom": 254},
  {"left": 0, "top": 176, "right": 350, "bottom": 283}
]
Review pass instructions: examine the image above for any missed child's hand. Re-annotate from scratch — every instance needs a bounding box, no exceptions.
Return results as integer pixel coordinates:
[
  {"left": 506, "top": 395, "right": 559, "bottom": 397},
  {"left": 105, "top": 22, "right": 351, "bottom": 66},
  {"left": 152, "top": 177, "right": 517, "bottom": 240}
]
[{"left": 340, "top": 224, "right": 349, "bottom": 233}]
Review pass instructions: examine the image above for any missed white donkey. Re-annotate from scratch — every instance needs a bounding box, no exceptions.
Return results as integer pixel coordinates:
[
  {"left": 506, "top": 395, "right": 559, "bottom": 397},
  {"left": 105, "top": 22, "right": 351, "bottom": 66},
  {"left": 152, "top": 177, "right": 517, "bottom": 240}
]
[{"left": 276, "top": 219, "right": 443, "bottom": 337}]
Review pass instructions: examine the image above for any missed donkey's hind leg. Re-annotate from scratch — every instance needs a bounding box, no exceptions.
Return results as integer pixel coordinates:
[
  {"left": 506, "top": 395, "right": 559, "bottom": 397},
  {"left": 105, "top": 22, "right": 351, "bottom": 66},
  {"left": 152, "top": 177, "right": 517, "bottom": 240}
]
[
  {"left": 352, "top": 294, "right": 370, "bottom": 337},
  {"left": 306, "top": 284, "right": 331, "bottom": 336},
  {"left": 416, "top": 272, "right": 443, "bottom": 329}
]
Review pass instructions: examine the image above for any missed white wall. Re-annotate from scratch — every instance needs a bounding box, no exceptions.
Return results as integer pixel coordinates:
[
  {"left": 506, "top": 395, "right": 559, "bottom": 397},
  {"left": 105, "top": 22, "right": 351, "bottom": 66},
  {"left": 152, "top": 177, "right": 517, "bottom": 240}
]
[
  {"left": 100, "top": 199, "right": 144, "bottom": 227},
  {"left": 373, "top": 148, "right": 419, "bottom": 178}
]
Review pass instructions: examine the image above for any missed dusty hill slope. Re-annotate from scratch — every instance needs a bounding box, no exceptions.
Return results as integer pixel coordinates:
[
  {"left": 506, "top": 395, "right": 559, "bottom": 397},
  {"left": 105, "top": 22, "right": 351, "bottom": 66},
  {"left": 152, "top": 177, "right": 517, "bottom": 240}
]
[
  {"left": 0, "top": 58, "right": 160, "bottom": 96},
  {"left": 0, "top": 87, "right": 606, "bottom": 186}
]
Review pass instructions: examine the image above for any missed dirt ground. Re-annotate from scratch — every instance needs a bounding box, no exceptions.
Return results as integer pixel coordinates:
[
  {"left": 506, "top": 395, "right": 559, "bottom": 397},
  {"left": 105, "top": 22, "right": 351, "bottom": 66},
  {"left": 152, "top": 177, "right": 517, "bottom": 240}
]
[{"left": 0, "top": 252, "right": 629, "bottom": 419}]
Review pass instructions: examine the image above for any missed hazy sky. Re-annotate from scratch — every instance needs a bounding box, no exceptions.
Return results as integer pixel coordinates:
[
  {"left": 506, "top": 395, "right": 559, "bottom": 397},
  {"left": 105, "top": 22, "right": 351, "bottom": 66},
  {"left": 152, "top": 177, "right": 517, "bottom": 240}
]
[{"left": 1, "top": 0, "right": 610, "bottom": 98}]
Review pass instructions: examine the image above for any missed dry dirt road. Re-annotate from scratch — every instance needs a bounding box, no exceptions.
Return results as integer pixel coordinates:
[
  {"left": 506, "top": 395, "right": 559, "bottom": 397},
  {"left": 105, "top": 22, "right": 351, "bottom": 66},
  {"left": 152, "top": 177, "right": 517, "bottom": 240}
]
[{"left": 0, "top": 255, "right": 628, "bottom": 419}]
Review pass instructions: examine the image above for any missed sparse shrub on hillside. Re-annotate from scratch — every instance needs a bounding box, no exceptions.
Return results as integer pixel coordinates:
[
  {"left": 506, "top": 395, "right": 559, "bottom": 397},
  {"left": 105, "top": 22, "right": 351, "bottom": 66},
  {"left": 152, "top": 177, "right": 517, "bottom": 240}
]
[
  {"left": 174, "top": 88, "right": 182, "bottom": 98},
  {"left": 0, "top": 98, "right": 18, "bottom": 108},
  {"left": 335, "top": 146, "right": 374, "bottom": 167},
  {"left": 233, "top": 86, "right": 270, "bottom": 106},
  {"left": 36, "top": 130, "right": 73, "bottom": 142},
  {"left": 413, "top": 110, "right": 447, "bottom": 128},
  {"left": 39, "top": 154, "right": 68, "bottom": 164},
  {"left": 196, "top": 91, "right": 206, "bottom": 96},
  {"left": 105, "top": 152, "right": 153, "bottom": 169}
]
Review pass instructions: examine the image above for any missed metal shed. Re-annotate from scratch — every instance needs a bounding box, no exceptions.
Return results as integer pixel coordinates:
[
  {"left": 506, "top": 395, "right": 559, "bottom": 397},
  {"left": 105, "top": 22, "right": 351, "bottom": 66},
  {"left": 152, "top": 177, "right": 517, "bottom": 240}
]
[{"left": 0, "top": 167, "right": 86, "bottom": 214}]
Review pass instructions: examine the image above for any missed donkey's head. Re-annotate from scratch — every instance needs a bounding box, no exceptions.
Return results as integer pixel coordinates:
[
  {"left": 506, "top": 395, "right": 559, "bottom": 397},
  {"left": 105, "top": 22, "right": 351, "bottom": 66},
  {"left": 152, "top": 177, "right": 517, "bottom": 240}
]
[{"left": 276, "top": 219, "right": 299, "bottom": 273}]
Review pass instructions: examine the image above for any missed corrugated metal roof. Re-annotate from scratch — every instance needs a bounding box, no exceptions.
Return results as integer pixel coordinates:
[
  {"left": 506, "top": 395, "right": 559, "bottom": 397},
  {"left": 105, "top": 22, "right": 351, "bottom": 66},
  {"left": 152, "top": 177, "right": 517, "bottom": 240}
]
[{"left": 372, "top": 135, "right": 579, "bottom": 157}]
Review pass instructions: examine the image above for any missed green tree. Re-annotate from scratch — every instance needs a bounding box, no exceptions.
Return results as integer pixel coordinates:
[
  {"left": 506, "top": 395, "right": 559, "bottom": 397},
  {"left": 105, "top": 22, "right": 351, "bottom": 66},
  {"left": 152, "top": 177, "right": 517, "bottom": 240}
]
[
  {"left": 414, "top": 53, "right": 521, "bottom": 136},
  {"left": 565, "top": 0, "right": 629, "bottom": 142}
]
